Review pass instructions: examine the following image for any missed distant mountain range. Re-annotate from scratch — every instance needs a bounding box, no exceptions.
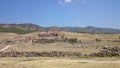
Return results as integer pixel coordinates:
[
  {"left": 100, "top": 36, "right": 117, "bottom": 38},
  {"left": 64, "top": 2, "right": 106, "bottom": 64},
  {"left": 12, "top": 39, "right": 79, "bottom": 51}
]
[{"left": 0, "top": 23, "right": 120, "bottom": 34}]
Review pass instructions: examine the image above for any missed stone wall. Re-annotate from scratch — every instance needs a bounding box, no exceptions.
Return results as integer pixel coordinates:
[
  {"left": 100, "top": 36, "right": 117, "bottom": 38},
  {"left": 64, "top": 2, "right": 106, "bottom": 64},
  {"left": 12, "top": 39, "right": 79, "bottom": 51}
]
[
  {"left": 90, "top": 46, "right": 120, "bottom": 57},
  {"left": 0, "top": 51, "right": 81, "bottom": 57}
]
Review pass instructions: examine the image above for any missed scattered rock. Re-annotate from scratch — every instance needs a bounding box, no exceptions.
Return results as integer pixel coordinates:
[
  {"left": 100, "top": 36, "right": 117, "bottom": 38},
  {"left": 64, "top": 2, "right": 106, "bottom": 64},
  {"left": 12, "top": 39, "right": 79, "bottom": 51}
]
[
  {"left": 90, "top": 46, "right": 120, "bottom": 57},
  {"left": 0, "top": 51, "right": 82, "bottom": 57}
]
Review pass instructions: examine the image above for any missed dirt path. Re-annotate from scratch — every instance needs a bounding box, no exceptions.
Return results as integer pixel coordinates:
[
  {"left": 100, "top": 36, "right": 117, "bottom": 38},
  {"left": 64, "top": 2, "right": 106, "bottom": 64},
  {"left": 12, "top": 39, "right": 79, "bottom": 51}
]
[{"left": 0, "top": 45, "right": 12, "bottom": 52}]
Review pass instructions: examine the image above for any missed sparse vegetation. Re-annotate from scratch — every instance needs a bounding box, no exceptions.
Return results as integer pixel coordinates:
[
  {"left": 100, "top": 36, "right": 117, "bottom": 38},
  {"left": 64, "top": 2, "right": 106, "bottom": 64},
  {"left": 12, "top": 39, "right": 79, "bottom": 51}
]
[
  {"left": 95, "top": 38, "right": 101, "bottom": 42},
  {"left": 68, "top": 38, "right": 77, "bottom": 44},
  {"left": 119, "top": 36, "right": 120, "bottom": 39}
]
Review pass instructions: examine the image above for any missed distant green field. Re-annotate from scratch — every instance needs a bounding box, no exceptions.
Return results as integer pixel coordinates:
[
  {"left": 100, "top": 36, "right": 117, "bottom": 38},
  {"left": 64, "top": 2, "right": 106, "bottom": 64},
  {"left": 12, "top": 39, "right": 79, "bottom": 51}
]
[{"left": 0, "top": 27, "right": 36, "bottom": 34}]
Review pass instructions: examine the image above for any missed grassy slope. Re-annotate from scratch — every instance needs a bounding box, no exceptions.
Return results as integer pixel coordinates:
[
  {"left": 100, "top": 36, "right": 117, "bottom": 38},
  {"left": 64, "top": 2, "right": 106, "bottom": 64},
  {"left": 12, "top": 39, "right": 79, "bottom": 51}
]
[{"left": 0, "top": 27, "right": 36, "bottom": 34}]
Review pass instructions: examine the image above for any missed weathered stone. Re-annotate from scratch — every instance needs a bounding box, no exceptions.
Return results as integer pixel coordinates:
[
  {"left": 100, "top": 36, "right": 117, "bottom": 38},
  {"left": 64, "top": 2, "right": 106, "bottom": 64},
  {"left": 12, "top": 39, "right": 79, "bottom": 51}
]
[
  {"left": 90, "top": 46, "right": 120, "bottom": 57},
  {"left": 0, "top": 51, "right": 82, "bottom": 57},
  {"left": 13, "top": 32, "right": 68, "bottom": 44}
]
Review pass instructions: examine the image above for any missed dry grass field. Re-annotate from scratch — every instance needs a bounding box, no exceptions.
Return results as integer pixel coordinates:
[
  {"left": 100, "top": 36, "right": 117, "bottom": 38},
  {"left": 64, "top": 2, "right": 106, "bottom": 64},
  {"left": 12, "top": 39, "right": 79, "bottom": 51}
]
[
  {"left": 0, "top": 31, "right": 120, "bottom": 68},
  {"left": 0, "top": 57, "right": 120, "bottom": 68},
  {"left": 0, "top": 31, "right": 120, "bottom": 54}
]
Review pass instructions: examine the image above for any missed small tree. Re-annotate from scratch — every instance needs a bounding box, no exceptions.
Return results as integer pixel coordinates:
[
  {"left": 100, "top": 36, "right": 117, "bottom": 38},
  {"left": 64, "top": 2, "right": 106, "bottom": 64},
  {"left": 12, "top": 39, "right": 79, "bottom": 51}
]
[
  {"left": 119, "top": 36, "right": 120, "bottom": 39},
  {"left": 95, "top": 38, "right": 101, "bottom": 42},
  {"left": 68, "top": 38, "right": 77, "bottom": 44}
]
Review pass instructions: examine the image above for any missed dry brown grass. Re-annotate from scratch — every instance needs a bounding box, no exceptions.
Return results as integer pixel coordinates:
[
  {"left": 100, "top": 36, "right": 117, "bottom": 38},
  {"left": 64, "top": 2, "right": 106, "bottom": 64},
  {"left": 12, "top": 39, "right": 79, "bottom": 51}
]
[
  {"left": 63, "top": 31, "right": 120, "bottom": 41},
  {"left": 0, "top": 57, "right": 120, "bottom": 68}
]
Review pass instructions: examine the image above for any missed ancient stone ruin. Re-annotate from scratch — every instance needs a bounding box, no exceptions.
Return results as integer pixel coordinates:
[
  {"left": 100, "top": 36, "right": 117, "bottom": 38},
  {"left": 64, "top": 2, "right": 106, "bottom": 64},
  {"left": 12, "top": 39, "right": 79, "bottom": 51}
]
[
  {"left": 0, "top": 46, "right": 120, "bottom": 57},
  {"left": 90, "top": 46, "right": 120, "bottom": 57},
  {"left": 14, "top": 32, "right": 68, "bottom": 44},
  {"left": 0, "top": 51, "right": 81, "bottom": 57}
]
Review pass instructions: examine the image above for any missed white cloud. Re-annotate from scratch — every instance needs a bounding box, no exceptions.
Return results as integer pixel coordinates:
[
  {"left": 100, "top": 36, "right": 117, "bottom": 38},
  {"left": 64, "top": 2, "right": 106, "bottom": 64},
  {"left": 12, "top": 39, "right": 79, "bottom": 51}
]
[
  {"left": 59, "top": 0, "right": 72, "bottom": 5},
  {"left": 59, "top": 0, "right": 72, "bottom": 6},
  {"left": 59, "top": 0, "right": 87, "bottom": 5},
  {"left": 64, "top": 0, "right": 72, "bottom": 3}
]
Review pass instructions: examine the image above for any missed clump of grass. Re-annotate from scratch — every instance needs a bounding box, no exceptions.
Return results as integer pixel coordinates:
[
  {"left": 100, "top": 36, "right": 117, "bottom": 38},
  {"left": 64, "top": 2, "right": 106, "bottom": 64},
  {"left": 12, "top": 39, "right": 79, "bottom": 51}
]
[{"left": 19, "top": 58, "right": 40, "bottom": 61}]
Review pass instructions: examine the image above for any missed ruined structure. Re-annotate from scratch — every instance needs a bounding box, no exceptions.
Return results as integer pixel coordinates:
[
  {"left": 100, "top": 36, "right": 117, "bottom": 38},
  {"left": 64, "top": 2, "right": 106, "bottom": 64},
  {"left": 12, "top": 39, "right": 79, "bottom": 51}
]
[
  {"left": 0, "top": 51, "right": 81, "bottom": 57},
  {"left": 14, "top": 32, "right": 68, "bottom": 44},
  {"left": 90, "top": 46, "right": 120, "bottom": 57}
]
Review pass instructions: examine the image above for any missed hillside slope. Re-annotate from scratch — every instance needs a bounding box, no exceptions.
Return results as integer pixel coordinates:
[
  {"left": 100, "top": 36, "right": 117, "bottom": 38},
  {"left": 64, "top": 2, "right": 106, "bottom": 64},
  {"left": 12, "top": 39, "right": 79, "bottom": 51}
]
[{"left": 0, "top": 23, "right": 120, "bottom": 34}]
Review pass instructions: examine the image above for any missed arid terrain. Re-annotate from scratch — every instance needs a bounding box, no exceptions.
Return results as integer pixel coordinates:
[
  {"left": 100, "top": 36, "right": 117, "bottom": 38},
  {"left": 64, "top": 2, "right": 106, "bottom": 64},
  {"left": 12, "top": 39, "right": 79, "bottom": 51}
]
[
  {"left": 0, "top": 31, "right": 120, "bottom": 53},
  {"left": 1, "top": 0, "right": 120, "bottom": 67},
  {"left": 0, "top": 31, "right": 120, "bottom": 68}
]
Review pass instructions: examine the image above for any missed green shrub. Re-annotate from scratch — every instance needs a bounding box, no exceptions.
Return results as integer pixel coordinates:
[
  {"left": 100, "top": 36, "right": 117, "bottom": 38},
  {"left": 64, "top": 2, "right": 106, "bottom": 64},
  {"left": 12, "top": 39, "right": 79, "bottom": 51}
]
[
  {"left": 95, "top": 38, "right": 101, "bottom": 42},
  {"left": 68, "top": 38, "right": 77, "bottom": 44},
  {"left": 119, "top": 36, "right": 120, "bottom": 39}
]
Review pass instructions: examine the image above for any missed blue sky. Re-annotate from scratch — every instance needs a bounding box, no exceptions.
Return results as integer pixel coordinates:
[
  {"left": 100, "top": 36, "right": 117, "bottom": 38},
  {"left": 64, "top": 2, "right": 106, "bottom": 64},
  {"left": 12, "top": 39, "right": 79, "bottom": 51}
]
[{"left": 0, "top": 0, "right": 120, "bottom": 29}]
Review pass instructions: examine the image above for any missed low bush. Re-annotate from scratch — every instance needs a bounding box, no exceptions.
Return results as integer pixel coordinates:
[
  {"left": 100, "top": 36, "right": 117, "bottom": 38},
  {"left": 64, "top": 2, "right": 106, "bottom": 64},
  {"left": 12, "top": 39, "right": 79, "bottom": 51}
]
[
  {"left": 95, "top": 38, "right": 101, "bottom": 42},
  {"left": 68, "top": 38, "right": 77, "bottom": 44}
]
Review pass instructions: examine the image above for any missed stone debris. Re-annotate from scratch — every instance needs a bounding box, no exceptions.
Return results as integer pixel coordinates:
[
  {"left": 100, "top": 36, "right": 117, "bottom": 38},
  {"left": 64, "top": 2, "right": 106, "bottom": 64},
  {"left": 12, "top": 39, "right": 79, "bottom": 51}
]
[
  {"left": 0, "top": 51, "right": 81, "bottom": 57},
  {"left": 90, "top": 46, "right": 120, "bottom": 57},
  {"left": 1, "top": 40, "right": 14, "bottom": 45}
]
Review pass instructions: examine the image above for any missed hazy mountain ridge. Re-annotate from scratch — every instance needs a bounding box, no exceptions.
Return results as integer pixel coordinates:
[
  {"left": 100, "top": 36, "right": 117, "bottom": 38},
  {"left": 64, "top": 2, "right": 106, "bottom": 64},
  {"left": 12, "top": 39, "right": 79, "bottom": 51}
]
[
  {"left": 0, "top": 23, "right": 44, "bottom": 31},
  {"left": 61, "top": 26, "right": 120, "bottom": 34},
  {"left": 0, "top": 23, "right": 120, "bottom": 34}
]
